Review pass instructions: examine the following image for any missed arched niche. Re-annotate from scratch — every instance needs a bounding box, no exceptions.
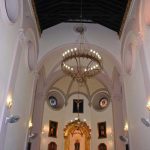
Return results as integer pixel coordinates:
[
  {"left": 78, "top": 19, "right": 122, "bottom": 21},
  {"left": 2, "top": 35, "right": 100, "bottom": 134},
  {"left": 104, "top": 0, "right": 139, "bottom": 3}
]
[
  {"left": 23, "top": 28, "right": 38, "bottom": 72},
  {"left": 27, "top": 40, "right": 36, "bottom": 71},
  {"left": 48, "top": 142, "right": 57, "bottom": 150},
  {"left": 64, "top": 120, "right": 91, "bottom": 150},
  {"left": 98, "top": 143, "right": 107, "bottom": 150}
]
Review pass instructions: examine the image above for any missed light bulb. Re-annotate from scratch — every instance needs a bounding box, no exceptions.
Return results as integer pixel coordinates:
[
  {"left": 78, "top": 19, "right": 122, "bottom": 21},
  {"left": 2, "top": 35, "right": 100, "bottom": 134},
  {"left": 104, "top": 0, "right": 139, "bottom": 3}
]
[
  {"left": 99, "top": 56, "right": 101, "bottom": 59},
  {"left": 146, "top": 100, "right": 150, "bottom": 111},
  {"left": 83, "top": 119, "right": 86, "bottom": 122},
  {"left": 29, "top": 120, "right": 33, "bottom": 128},
  {"left": 6, "top": 94, "right": 13, "bottom": 109},
  {"left": 124, "top": 122, "right": 128, "bottom": 132}
]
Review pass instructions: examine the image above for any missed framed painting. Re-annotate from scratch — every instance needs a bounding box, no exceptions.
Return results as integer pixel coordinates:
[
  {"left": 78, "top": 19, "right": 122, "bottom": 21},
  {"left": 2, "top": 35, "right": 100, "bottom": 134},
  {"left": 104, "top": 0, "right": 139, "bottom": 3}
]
[
  {"left": 98, "top": 121, "right": 107, "bottom": 138},
  {"left": 48, "top": 120, "right": 58, "bottom": 138}
]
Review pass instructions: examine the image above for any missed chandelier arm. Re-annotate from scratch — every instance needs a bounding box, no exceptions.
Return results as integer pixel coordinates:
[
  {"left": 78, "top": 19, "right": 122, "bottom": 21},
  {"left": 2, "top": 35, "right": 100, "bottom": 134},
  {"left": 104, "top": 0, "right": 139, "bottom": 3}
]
[
  {"left": 77, "top": 82, "right": 80, "bottom": 119},
  {"left": 74, "top": 57, "right": 80, "bottom": 73}
]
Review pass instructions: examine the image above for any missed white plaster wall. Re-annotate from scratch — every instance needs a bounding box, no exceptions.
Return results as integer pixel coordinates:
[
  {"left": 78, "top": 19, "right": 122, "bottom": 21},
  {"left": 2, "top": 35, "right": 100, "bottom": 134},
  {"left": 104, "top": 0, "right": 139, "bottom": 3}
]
[
  {"left": 40, "top": 100, "right": 65, "bottom": 150},
  {"left": 41, "top": 93, "right": 114, "bottom": 150},
  {"left": 123, "top": 50, "right": 150, "bottom": 150},
  {"left": 4, "top": 45, "right": 34, "bottom": 150},
  {"left": 38, "top": 23, "right": 121, "bottom": 62},
  {"left": 91, "top": 102, "right": 114, "bottom": 150},
  {"left": 0, "top": 1, "right": 39, "bottom": 149},
  {"left": 0, "top": 12, "right": 20, "bottom": 118}
]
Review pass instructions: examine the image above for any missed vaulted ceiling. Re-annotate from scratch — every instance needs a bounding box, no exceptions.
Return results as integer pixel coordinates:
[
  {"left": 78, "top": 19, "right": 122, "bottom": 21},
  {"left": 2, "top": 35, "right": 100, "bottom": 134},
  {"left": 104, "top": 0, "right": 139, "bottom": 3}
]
[{"left": 33, "top": 0, "right": 130, "bottom": 33}]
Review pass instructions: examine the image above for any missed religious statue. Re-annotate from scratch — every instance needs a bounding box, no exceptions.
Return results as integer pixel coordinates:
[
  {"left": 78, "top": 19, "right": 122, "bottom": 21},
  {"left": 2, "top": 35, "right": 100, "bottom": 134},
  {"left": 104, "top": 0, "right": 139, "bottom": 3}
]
[{"left": 74, "top": 140, "right": 80, "bottom": 150}]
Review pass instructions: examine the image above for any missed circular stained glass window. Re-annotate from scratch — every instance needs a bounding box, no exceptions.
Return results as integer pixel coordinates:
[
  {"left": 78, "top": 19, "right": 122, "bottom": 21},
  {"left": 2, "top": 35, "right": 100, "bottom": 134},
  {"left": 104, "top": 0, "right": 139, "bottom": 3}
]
[
  {"left": 99, "top": 97, "right": 108, "bottom": 109},
  {"left": 48, "top": 96, "right": 57, "bottom": 108}
]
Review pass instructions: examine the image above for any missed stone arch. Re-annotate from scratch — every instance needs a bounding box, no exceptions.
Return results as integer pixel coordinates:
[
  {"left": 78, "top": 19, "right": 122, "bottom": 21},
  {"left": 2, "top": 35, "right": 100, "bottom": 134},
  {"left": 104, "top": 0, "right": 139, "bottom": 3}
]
[
  {"left": 37, "top": 43, "right": 121, "bottom": 74},
  {"left": 37, "top": 43, "right": 121, "bottom": 99},
  {"left": 64, "top": 120, "right": 91, "bottom": 150},
  {"left": 37, "top": 43, "right": 123, "bottom": 150}
]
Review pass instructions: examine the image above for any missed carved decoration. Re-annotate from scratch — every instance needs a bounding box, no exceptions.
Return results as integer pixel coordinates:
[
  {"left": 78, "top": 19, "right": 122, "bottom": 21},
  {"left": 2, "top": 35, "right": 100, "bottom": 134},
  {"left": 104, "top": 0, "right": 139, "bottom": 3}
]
[{"left": 64, "top": 120, "right": 91, "bottom": 150}]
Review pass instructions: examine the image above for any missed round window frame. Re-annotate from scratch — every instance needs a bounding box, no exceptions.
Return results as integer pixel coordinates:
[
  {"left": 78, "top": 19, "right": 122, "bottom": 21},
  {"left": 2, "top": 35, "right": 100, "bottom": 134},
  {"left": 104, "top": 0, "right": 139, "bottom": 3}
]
[
  {"left": 1, "top": 0, "right": 20, "bottom": 24},
  {"left": 99, "top": 97, "right": 109, "bottom": 109},
  {"left": 92, "top": 91, "right": 110, "bottom": 112},
  {"left": 47, "top": 90, "right": 65, "bottom": 111}
]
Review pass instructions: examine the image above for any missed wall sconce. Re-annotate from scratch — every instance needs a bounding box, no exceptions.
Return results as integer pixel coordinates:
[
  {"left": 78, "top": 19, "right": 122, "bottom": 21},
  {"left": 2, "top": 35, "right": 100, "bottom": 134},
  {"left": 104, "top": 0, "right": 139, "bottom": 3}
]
[
  {"left": 6, "top": 94, "right": 13, "bottom": 109},
  {"left": 119, "top": 122, "right": 129, "bottom": 144},
  {"left": 141, "top": 100, "right": 150, "bottom": 127},
  {"left": 28, "top": 132, "right": 38, "bottom": 140},
  {"left": 141, "top": 118, "right": 150, "bottom": 127},
  {"left": 5, "top": 115, "right": 20, "bottom": 123},
  {"left": 146, "top": 100, "right": 150, "bottom": 111},
  {"left": 107, "top": 127, "right": 112, "bottom": 136},
  {"left": 124, "top": 122, "right": 128, "bottom": 132},
  {"left": 28, "top": 120, "right": 33, "bottom": 129},
  {"left": 119, "top": 135, "right": 128, "bottom": 143}
]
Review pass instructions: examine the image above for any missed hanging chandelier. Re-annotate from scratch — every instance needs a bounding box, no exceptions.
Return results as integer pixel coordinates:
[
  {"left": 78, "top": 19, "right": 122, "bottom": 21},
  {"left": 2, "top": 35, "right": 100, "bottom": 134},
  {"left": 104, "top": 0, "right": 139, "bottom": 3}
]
[
  {"left": 61, "top": 0, "right": 103, "bottom": 83},
  {"left": 61, "top": 25, "right": 103, "bottom": 83}
]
